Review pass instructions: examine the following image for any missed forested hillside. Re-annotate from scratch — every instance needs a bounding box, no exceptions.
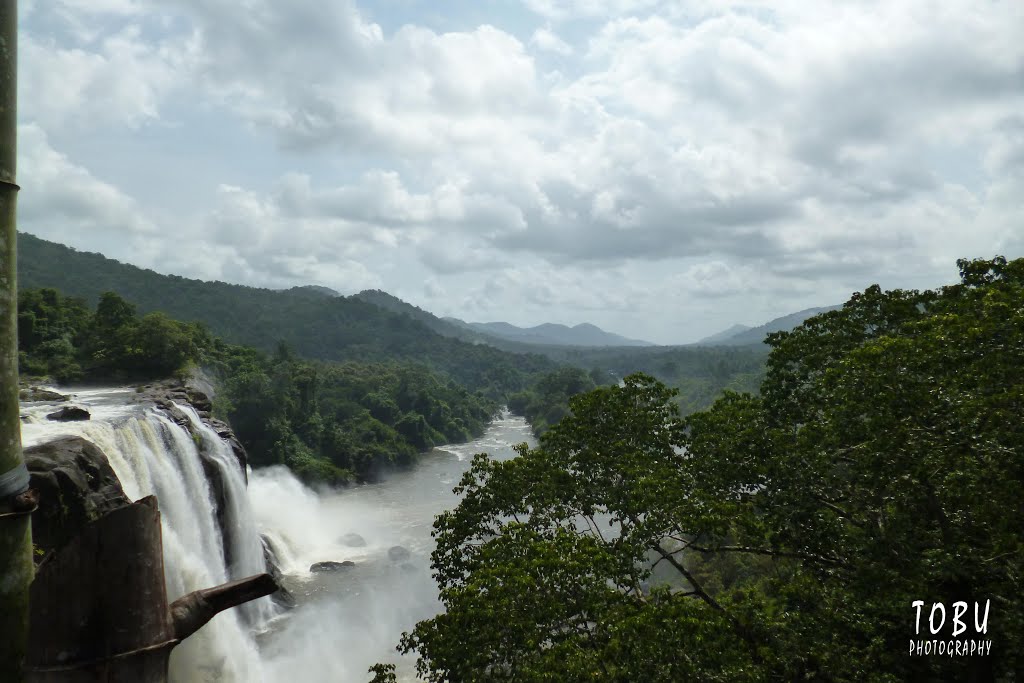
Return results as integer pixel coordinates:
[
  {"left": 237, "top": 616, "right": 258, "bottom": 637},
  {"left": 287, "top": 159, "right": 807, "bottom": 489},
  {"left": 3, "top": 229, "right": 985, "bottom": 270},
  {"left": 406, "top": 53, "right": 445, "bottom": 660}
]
[
  {"left": 18, "top": 232, "right": 554, "bottom": 398},
  {"left": 354, "top": 289, "right": 489, "bottom": 344}
]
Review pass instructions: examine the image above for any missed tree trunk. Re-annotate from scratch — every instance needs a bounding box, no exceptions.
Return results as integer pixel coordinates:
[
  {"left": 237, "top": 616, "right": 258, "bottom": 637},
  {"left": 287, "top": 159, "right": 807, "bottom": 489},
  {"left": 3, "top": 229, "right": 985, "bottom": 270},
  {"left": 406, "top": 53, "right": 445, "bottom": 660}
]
[{"left": 0, "top": 1, "right": 30, "bottom": 681}]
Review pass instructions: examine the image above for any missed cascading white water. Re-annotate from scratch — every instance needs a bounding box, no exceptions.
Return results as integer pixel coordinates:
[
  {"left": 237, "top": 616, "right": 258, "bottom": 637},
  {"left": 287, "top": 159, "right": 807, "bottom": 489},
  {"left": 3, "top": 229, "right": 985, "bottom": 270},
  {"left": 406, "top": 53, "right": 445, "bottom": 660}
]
[
  {"left": 249, "top": 412, "right": 537, "bottom": 682},
  {"left": 21, "top": 389, "right": 273, "bottom": 682}
]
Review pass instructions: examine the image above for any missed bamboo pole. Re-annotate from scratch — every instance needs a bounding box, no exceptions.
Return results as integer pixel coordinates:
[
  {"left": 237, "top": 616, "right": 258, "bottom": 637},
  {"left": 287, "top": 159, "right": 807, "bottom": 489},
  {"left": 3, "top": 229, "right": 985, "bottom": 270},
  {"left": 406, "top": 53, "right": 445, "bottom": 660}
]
[{"left": 0, "top": 1, "right": 30, "bottom": 681}]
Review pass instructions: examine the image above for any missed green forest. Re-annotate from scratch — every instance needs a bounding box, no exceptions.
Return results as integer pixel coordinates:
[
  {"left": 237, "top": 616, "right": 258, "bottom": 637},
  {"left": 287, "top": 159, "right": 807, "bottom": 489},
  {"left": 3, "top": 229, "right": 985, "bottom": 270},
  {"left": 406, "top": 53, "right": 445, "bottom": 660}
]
[
  {"left": 210, "top": 346, "right": 499, "bottom": 483},
  {"left": 371, "top": 256, "right": 1024, "bottom": 682}
]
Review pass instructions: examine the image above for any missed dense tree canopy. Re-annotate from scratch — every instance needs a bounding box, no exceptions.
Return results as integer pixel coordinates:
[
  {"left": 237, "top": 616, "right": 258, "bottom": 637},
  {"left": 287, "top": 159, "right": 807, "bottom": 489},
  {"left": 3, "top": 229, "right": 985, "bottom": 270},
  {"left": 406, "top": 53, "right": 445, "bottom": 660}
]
[
  {"left": 209, "top": 346, "right": 499, "bottom": 484},
  {"left": 388, "top": 257, "right": 1024, "bottom": 682},
  {"left": 507, "top": 366, "right": 599, "bottom": 435},
  {"left": 538, "top": 343, "right": 768, "bottom": 415},
  {"left": 18, "top": 288, "right": 207, "bottom": 381}
]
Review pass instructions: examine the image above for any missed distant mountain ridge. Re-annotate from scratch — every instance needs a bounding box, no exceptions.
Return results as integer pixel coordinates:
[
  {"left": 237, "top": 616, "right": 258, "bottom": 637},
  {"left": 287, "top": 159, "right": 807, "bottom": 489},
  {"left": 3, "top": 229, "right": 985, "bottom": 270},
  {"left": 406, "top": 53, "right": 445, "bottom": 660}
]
[
  {"left": 354, "top": 290, "right": 488, "bottom": 344},
  {"left": 354, "top": 290, "right": 655, "bottom": 348},
  {"left": 444, "top": 318, "right": 655, "bottom": 348},
  {"left": 697, "top": 306, "right": 841, "bottom": 346},
  {"left": 286, "top": 285, "right": 341, "bottom": 298},
  {"left": 696, "top": 323, "right": 753, "bottom": 345}
]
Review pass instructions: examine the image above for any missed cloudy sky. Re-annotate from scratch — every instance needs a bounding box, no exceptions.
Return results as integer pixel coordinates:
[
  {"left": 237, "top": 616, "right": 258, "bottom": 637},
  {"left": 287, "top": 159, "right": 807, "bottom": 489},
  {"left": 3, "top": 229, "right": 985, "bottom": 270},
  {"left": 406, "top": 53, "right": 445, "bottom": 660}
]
[{"left": 16, "top": 0, "right": 1024, "bottom": 344}]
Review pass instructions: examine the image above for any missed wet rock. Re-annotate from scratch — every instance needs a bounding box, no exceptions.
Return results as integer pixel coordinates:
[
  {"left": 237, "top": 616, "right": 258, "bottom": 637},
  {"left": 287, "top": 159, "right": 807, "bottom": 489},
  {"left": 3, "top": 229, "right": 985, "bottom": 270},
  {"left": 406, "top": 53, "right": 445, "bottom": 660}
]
[
  {"left": 310, "top": 560, "right": 356, "bottom": 573},
  {"left": 340, "top": 532, "right": 367, "bottom": 548},
  {"left": 387, "top": 545, "right": 411, "bottom": 562},
  {"left": 25, "top": 436, "right": 130, "bottom": 558},
  {"left": 261, "top": 535, "right": 296, "bottom": 609},
  {"left": 184, "top": 370, "right": 218, "bottom": 404},
  {"left": 133, "top": 377, "right": 247, "bottom": 475},
  {"left": 185, "top": 387, "right": 213, "bottom": 413},
  {"left": 46, "top": 406, "right": 90, "bottom": 422},
  {"left": 206, "top": 418, "right": 248, "bottom": 474},
  {"left": 19, "top": 387, "right": 69, "bottom": 402}
]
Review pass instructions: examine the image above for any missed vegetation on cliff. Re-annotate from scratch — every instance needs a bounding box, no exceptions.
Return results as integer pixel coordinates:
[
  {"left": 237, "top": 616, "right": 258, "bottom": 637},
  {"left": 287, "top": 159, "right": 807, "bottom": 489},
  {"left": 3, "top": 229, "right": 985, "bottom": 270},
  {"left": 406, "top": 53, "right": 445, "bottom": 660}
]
[
  {"left": 208, "top": 343, "right": 498, "bottom": 483},
  {"left": 18, "top": 288, "right": 209, "bottom": 382}
]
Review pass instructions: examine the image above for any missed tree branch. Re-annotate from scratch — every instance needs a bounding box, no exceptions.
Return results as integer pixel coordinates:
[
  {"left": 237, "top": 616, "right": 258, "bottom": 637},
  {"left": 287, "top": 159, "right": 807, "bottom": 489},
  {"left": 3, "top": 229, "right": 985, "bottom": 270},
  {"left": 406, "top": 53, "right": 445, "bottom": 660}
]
[{"left": 691, "top": 544, "right": 850, "bottom": 568}]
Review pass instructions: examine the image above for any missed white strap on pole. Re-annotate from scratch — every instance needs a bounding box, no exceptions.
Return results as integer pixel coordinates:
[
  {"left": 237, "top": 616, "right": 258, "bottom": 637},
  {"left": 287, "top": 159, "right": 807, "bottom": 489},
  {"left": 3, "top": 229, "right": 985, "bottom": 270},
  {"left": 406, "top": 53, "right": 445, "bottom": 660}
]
[{"left": 0, "top": 461, "right": 29, "bottom": 498}]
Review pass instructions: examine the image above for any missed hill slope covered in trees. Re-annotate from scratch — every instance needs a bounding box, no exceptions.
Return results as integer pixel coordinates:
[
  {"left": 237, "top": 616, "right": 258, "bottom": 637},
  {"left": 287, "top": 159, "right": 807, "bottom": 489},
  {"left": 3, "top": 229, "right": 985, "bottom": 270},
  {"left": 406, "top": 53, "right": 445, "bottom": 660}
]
[{"left": 17, "top": 232, "right": 554, "bottom": 398}]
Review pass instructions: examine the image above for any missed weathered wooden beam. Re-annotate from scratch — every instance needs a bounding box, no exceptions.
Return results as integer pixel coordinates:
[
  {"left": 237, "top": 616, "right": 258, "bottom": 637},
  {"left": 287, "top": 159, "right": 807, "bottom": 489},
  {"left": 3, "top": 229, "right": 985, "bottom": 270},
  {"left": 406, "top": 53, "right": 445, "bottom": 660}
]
[
  {"left": 26, "top": 497, "right": 172, "bottom": 682},
  {"left": 26, "top": 496, "right": 278, "bottom": 682},
  {"left": 170, "top": 573, "right": 278, "bottom": 642}
]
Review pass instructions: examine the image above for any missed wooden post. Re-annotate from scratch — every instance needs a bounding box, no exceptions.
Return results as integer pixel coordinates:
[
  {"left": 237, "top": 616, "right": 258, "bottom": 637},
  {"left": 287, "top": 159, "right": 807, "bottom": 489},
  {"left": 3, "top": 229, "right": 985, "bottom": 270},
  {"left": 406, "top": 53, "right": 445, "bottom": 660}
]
[
  {"left": 170, "top": 574, "right": 278, "bottom": 642},
  {"left": 25, "top": 496, "right": 278, "bottom": 682},
  {"left": 0, "top": 1, "right": 31, "bottom": 681}
]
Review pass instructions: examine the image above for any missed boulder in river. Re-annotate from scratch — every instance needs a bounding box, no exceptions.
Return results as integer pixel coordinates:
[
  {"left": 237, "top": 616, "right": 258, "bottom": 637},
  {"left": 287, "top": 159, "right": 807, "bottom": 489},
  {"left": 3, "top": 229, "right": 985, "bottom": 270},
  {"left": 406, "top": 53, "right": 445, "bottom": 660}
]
[
  {"left": 46, "top": 406, "right": 91, "bottom": 422},
  {"left": 20, "top": 386, "right": 69, "bottom": 402},
  {"left": 387, "top": 545, "right": 411, "bottom": 562},
  {"left": 340, "top": 532, "right": 367, "bottom": 547},
  {"left": 310, "top": 560, "right": 356, "bottom": 573}
]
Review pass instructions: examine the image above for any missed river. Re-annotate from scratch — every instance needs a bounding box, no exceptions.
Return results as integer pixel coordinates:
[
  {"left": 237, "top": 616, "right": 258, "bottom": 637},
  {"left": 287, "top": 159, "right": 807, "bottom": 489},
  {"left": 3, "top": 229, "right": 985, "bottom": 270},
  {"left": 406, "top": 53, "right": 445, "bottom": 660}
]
[{"left": 253, "top": 412, "right": 536, "bottom": 681}]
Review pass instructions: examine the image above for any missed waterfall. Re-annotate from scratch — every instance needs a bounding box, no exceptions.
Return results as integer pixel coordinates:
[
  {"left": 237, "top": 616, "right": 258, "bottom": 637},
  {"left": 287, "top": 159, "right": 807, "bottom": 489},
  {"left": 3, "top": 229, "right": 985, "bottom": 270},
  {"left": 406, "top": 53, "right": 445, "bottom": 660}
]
[
  {"left": 21, "top": 390, "right": 275, "bottom": 682},
  {"left": 22, "top": 388, "right": 538, "bottom": 682}
]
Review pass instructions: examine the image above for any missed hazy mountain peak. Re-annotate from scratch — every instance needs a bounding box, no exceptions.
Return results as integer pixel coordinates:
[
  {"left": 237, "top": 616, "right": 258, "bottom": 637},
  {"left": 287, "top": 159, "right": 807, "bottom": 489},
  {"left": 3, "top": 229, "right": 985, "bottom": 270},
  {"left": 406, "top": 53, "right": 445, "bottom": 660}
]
[
  {"left": 697, "top": 306, "right": 840, "bottom": 346},
  {"left": 285, "top": 285, "right": 340, "bottom": 298},
  {"left": 696, "top": 323, "right": 753, "bottom": 345},
  {"left": 463, "top": 320, "right": 654, "bottom": 347}
]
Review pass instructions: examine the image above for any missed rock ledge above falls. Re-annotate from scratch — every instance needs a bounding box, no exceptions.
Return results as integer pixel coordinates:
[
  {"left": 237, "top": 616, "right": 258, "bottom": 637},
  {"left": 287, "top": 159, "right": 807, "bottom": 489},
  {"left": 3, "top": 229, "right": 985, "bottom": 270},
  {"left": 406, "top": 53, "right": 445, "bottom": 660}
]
[
  {"left": 133, "top": 376, "right": 248, "bottom": 475},
  {"left": 25, "top": 436, "right": 131, "bottom": 560}
]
